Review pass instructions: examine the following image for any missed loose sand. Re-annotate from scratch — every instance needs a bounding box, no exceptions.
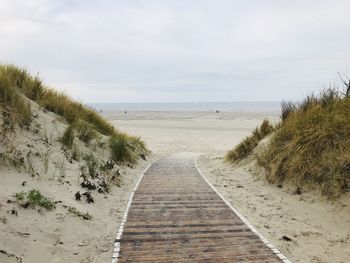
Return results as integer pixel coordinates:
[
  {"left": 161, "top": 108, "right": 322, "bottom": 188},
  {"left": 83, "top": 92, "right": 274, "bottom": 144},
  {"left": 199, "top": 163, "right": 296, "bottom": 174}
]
[{"left": 109, "top": 110, "right": 350, "bottom": 263}]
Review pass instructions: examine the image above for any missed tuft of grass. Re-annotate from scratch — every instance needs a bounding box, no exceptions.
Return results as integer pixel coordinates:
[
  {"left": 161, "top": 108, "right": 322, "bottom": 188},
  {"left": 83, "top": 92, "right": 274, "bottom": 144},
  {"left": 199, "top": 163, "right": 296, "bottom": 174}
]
[
  {"left": 72, "top": 145, "right": 80, "bottom": 161},
  {"left": 15, "top": 191, "right": 25, "bottom": 201},
  {"left": 110, "top": 134, "right": 138, "bottom": 165},
  {"left": 83, "top": 152, "right": 100, "bottom": 178},
  {"left": 57, "top": 158, "right": 66, "bottom": 178},
  {"left": 256, "top": 87, "right": 350, "bottom": 198},
  {"left": 39, "top": 150, "right": 50, "bottom": 174},
  {"left": 0, "top": 148, "right": 25, "bottom": 169},
  {"left": 0, "top": 65, "right": 32, "bottom": 125},
  {"left": 0, "top": 65, "right": 43, "bottom": 101},
  {"left": 61, "top": 120, "right": 98, "bottom": 148},
  {"left": 15, "top": 189, "right": 55, "bottom": 210},
  {"left": 61, "top": 124, "right": 76, "bottom": 148},
  {"left": 225, "top": 120, "right": 274, "bottom": 163},
  {"left": 75, "top": 120, "right": 98, "bottom": 144},
  {"left": 281, "top": 101, "right": 296, "bottom": 121}
]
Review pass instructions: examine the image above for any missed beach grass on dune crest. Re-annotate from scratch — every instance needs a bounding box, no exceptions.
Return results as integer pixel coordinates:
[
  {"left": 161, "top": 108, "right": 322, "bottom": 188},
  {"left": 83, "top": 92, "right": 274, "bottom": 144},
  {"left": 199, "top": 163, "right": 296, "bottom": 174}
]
[
  {"left": 0, "top": 64, "right": 148, "bottom": 165},
  {"left": 227, "top": 85, "right": 350, "bottom": 198},
  {"left": 0, "top": 65, "right": 32, "bottom": 125},
  {"left": 0, "top": 64, "right": 114, "bottom": 135},
  {"left": 256, "top": 88, "right": 350, "bottom": 198},
  {"left": 225, "top": 119, "right": 274, "bottom": 163}
]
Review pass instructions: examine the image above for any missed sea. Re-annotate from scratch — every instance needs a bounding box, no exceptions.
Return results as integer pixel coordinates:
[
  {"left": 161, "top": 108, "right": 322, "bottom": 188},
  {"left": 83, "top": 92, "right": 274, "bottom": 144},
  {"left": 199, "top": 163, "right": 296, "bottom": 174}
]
[{"left": 90, "top": 101, "right": 281, "bottom": 113}]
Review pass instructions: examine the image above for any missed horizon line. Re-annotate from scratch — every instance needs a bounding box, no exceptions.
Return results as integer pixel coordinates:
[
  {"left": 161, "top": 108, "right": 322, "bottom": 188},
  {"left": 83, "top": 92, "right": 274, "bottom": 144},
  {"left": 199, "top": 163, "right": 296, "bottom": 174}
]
[{"left": 88, "top": 100, "right": 285, "bottom": 104}]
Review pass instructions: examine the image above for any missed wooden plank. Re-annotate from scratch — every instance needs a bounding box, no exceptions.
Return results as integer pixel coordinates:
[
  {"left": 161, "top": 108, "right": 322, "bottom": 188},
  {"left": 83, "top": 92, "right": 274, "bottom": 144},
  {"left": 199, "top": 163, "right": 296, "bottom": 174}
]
[{"left": 113, "top": 154, "right": 288, "bottom": 262}]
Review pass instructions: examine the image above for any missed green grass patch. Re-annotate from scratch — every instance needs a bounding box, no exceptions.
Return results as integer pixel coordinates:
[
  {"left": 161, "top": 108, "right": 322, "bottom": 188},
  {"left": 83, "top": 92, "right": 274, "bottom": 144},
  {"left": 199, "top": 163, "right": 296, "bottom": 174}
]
[{"left": 15, "top": 189, "right": 55, "bottom": 210}]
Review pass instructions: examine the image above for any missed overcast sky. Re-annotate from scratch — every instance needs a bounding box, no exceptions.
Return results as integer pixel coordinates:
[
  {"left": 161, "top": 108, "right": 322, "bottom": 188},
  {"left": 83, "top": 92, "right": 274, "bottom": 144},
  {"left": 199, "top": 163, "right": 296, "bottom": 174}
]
[{"left": 1, "top": 0, "right": 349, "bottom": 102}]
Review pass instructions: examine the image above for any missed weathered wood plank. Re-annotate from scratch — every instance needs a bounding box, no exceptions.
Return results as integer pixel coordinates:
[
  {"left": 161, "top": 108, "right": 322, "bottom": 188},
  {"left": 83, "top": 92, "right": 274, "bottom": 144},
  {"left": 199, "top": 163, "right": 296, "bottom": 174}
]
[{"left": 113, "top": 154, "right": 289, "bottom": 263}]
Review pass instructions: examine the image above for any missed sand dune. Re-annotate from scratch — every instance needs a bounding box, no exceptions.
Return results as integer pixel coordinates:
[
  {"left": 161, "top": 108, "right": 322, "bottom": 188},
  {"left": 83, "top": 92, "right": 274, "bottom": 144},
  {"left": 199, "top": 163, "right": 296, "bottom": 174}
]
[{"left": 0, "top": 101, "right": 151, "bottom": 263}]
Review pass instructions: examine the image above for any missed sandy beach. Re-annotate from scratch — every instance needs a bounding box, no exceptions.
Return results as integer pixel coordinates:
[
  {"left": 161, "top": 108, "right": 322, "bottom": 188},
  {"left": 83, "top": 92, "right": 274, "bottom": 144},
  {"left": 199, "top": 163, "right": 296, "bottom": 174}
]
[
  {"left": 108, "top": 110, "right": 350, "bottom": 263},
  {"left": 107, "top": 111, "right": 280, "bottom": 158}
]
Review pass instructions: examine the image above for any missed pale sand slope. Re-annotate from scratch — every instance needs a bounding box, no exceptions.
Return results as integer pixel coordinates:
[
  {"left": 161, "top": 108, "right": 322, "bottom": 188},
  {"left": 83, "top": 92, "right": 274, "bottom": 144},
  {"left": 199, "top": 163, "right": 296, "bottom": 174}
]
[
  {"left": 109, "top": 111, "right": 350, "bottom": 263},
  {"left": 0, "top": 101, "right": 151, "bottom": 263}
]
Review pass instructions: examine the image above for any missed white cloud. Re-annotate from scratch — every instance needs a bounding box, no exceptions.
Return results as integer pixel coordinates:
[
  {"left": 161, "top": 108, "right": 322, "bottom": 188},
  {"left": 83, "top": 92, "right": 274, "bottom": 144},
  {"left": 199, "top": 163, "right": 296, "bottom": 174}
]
[{"left": 0, "top": 0, "right": 349, "bottom": 102}]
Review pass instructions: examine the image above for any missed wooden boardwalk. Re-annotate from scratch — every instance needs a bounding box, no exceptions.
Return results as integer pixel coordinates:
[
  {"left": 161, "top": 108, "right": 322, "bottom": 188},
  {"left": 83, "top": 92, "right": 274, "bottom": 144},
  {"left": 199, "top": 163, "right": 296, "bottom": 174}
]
[{"left": 112, "top": 153, "right": 290, "bottom": 263}]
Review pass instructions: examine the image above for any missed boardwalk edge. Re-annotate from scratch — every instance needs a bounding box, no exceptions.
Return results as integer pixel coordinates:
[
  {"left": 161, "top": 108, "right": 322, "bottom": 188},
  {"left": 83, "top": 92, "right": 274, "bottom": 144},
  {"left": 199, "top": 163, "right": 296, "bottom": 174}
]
[
  {"left": 194, "top": 156, "right": 292, "bottom": 263},
  {"left": 111, "top": 163, "right": 152, "bottom": 263}
]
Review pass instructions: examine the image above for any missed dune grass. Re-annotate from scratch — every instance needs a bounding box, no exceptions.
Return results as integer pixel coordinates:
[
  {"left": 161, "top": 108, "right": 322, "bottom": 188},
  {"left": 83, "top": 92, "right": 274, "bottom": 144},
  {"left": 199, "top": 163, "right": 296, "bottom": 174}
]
[
  {"left": 225, "top": 120, "right": 274, "bottom": 163},
  {"left": 0, "top": 65, "right": 32, "bottom": 125},
  {"left": 61, "top": 124, "right": 76, "bottom": 148},
  {"left": 226, "top": 85, "right": 350, "bottom": 198},
  {"left": 0, "top": 64, "right": 114, "bottom": 135},
  {"left": 75, "top": 120, "right": 99, "bottom": 144},
  {"left": 109, "top": 134, "right": 148, "bottom": 165},
  {"left": 38, "top": 89, "right": 115, "bottom": 136},
  {"left": 0, "top": 64, "right": 148, "bottom": 165},
  {"left": 61, "top": 120, "right": 99, "bottom": 148},
  {"left": 83, "top": 152, "right": 100, "bottom": 178},
  {"left": 256, "top": 88, "right": 350, "bottom": 198}
]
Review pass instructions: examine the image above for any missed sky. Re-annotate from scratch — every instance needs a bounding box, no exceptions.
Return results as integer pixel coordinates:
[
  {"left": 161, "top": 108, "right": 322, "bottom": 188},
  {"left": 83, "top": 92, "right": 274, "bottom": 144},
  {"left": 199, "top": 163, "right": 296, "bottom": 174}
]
[{"left": 1, "top": 0, "right": 350, "bottom": 103}]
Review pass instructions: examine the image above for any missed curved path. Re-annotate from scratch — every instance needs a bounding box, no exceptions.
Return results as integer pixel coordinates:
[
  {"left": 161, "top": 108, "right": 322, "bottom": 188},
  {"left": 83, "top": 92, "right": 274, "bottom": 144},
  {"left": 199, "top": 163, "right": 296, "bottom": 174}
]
[{"left": 112, "top": 153, "right": 290, "bottom": 263}]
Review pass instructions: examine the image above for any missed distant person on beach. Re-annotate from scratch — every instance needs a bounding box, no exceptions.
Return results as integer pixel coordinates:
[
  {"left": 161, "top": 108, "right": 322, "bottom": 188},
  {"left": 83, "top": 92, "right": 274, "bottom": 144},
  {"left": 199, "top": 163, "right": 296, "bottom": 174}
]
[{"left": 124, "top": 111, "right": 127, "bottom": 114}]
